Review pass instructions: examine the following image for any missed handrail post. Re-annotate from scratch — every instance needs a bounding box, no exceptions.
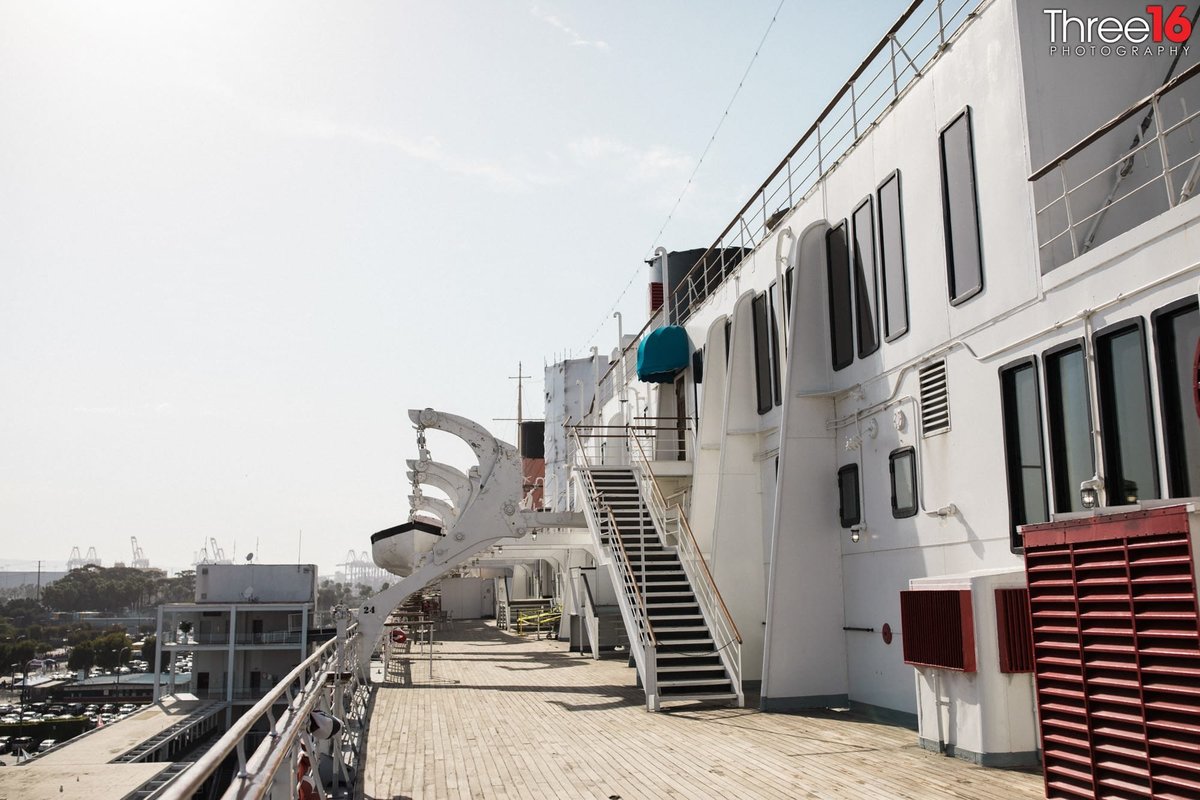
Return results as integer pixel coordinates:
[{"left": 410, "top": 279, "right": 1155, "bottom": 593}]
[
  {"left": 1153, "top": 95, "right": 1177, "bottom": 208},
  {"left": 1061, "top": 163, "right": 1079, "bottom": 258}
]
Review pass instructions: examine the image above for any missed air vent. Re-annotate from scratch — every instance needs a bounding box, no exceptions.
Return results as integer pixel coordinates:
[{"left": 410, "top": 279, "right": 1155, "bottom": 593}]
[
  {"left": 995, "top": 588, "right": 1033, "bottom": 673},
  {"left": 918, "top": 360, "right": 950, "bottom": 436},
  {"left": 900, "top": 589, "right": 976, "bottom": 672}
]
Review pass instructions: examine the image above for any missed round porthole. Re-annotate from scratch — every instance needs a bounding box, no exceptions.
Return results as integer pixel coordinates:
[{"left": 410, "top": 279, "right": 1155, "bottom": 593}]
[{"left": 881, "top": 623, "right": 893, "bottom": 645}]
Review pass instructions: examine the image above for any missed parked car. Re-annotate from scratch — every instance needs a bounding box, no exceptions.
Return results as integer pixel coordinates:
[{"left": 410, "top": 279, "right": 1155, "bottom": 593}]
[
  {"left": 100, "top": 704, "right": 116, "bottom": 713},
  {"left": 37, "top": 739, "right": 56, "bottom": 753},
  {"left": 10, "top": 737, "right": 34, "bottom": 754},
  {"left": 0, "top": 736, "right": 10, "bottom": 754}
]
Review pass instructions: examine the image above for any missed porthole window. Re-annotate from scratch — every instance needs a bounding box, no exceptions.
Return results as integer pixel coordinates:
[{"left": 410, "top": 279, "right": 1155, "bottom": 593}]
[
  {"left": 838, "top": 464, "right": 861, "bottom": 528},
  {"left": 890, "top": 448, "right": 918, "bottom": 518}
]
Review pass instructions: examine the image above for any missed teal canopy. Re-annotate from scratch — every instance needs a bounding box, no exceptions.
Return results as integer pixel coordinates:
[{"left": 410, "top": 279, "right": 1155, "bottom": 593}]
[{"left": 636, "top": 325, "right": 690, "bottom": 383}]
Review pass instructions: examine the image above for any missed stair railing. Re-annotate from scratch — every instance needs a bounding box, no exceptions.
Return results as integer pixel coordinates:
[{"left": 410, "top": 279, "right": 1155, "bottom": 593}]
[
  {"left": 628, "top": 428, "right": 744, "bottom": 706},
  {"left": 578, "top": 570, "right": 601, "bottom": 660},
  {"left": 604, "top": 506, "right": 659, "bottom": 711},
  {"left": 569, "top": 426, "right": 660, "bottom": 710}
]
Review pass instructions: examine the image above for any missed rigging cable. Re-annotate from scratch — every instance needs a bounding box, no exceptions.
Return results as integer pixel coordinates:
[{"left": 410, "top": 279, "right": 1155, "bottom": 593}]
[{"left": 574, "top": 0, "right": 788, "bottom": 354}]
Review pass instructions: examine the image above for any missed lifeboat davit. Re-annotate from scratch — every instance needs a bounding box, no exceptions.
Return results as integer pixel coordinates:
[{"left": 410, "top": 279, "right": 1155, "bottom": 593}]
[{"left": 371, "top": 517, "right": 445, "bottom": 576}]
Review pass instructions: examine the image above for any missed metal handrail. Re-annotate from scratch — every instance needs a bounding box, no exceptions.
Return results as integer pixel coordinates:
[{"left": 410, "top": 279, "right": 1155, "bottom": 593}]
[
  {"left": 1030, "top": 61, "right": 1200, "bottom": 182},
  {"left": 628, "top": 431, "right": 741, "bottom": 645},
  {"left": 159, "top": 624, "right": 358, "bottom": 800},
  {"left": 1030, "top": 61, "right": 1200, "bottom": 264},
  {"left": 668, "top": 0, "right": 981, "bottom": 323},
  {"left": 603, "top": 506, "right": 657, "bottom": 649}
]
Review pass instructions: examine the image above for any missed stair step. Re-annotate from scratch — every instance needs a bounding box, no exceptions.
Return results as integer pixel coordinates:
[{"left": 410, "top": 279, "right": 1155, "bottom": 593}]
[
  {"left": 657, "top": 677, "right": 734, "bottom": 688},
  {"left": 654, "top": 637, "right": 714, "bottom": 647},
  {"left": 657, "top": 692, "right": 740, "bottom": 704},
  {"left": 657, "top": 665, "right": 729, "bottom": 677}
]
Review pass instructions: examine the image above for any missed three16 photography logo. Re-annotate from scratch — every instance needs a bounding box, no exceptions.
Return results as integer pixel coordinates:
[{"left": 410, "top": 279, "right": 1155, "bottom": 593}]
[{"left": 1045, "top": 5, "right": 1193, "bottom": 57}]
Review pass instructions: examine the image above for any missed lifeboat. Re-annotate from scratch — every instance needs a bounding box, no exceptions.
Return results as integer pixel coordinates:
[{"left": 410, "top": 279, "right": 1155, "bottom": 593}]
[{"left": 370, "top": 517, "right": 445, "bottom": 576}]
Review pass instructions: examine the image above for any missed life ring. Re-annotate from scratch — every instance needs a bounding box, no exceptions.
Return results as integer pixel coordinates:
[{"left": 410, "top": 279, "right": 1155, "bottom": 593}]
[{"left": 390, "top": 628, "right": 408, "bottom": 644}]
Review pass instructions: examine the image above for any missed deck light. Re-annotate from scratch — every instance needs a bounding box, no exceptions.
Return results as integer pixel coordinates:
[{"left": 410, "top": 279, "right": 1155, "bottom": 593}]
[{"left": 1080, "top": 476, "right": 1102, "bottom": 509}]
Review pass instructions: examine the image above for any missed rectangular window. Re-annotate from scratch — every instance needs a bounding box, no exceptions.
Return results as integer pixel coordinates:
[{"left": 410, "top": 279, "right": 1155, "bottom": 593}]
[
  {"left": 1044, "top": 341, "right": 1095, "bottom": 513},
  {"left": 940, "top": 108, "right": 984, "bottom": 305},
  {"left": 1096, "top": 319, "right": 1160, "bottom": 504},
  {"left": 752, "top": 292, "right": 773, "bottom": 414},
  {"left": 890, "top": 447, "right": 918, "bottom": 518},
  {"left": 1153, "top": 299, "right": 1200, "bottom": 497},
  {"left": 852, "top": 197, "right": 880, "bottom": 357},
  {"left": 877, "top": 171, "right": 909, "bottom": 340},
  {"left": 784, "top": 266, "right": 795, "bottom": 324},
  {"left": 838, "top": 464, "right": 860, "bottom": 528},
  {"left": 768, "top": 282, "right": 782, "bottom": 406},
  {"left": 1000, "top": 358, "right": 1049, "bottom": 548},
  {"left": 826, "top": 221, "right": 854, "bottom": 370}
]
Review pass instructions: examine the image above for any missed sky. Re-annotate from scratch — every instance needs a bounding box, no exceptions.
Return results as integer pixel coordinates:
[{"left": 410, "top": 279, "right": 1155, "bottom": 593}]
[{"left": 0, "top": 0, "right": 910, "bottom": 577}]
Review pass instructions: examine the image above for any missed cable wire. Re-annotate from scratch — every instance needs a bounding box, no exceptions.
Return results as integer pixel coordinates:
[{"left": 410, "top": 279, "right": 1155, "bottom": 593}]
[{"left": 575, "top": 0, "right": 788, "bottom": 353}]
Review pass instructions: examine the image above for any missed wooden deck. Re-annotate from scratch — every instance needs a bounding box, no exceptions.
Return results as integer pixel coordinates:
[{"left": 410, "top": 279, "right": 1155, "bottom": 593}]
[{"left": 361, "top": 620, "right": 1044, "bottom": 800}]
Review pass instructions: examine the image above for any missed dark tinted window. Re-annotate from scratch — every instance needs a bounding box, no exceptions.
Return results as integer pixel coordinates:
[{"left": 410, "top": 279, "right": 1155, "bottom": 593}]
[
  {"left": 692, "top": 346, "right": 704, "bottom": 384},
  {"left": 940, "top": 109, "right": 984, "bottom": 304},
  {"left": 826, "top": 221, "right": 853, "bottom": 370},
  {"left": 890, "top": 448, "right": 918, "bottom": 518},
  {"left": 724, "top": 318, "right": 732, "bottom": 364},
  {"left": 838, "top": 464, "right": 861, "bottom": 528},
  {"left": 1044, "top": 343, "right": 1095, "bottom": 513},
  {"left": 752, "top": 292, "right": 773, "bottom": 415},
  {"left": 1096, "top": 320, "right": 1159, "bottom": 504},
  {"left": 852, "top": 198, "right": 879, "bottom": 357},
  {"left": 1153, "top": 300, "right": 1200, "bottom": 497},
  {"left": 769, "top": 283, "right": 782, "bottom": 406},
  {"left": 877, "top": 172, "right": 909, "bottom": 340},
  {"left": 1000, "top": 359, "right": 1048, "bottom": 548},
  {"left": 784, "top": 266, "right": 795, "bottom": 323}
]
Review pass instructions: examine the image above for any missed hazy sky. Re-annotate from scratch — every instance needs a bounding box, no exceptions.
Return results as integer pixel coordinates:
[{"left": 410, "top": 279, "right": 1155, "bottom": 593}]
[{"left": 1, "top": 1, "right": 908, "bottom": 576}]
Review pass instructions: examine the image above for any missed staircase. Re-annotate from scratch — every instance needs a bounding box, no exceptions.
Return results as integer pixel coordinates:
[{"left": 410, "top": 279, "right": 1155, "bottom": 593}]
[{"left": 580, "top": 465, "right": 742, "bottom": 710}]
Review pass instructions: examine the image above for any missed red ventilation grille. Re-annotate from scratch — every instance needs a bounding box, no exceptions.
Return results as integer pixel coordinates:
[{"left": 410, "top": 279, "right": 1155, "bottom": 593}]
[
  {"left": 995, "top": 588, "right": 1034, "bottom": 673},
  {"left": 899, "top": 589, "right": 976, "bottom": 672},
  {"left": 1023, "top": 506, "right": 1200, "bottom": 800},
  {"left": 649, "top": 282, "right": 664, "bottom": 312}
]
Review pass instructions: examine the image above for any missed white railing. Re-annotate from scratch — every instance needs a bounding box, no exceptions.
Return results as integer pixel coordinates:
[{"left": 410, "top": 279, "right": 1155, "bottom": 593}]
[
  {"left": 571, "top": 429, "right": 660, "bottom": 710},
  {"left": 159, "top": 620, "right": 362, "bottom": 800},
  {"left": 628, "top": 430, "right": 744, "bottom": 707},
  {"left": 1031, "top": 61, "right": 1200, "bottom": 271},
  {"left": 670, "top": 0, "right": 982, "bottom": 323}
]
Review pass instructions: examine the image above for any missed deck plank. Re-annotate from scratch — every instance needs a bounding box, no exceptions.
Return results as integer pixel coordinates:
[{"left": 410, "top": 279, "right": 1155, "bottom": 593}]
[{"left": 361, "top": 621, "right": 1045, "bottom": 800}]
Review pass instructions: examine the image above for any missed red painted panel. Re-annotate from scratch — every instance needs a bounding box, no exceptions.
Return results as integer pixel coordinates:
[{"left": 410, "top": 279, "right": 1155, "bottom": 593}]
[
  {"left": 1024, "top": 504, "right": 1200, "bottom": 799},
  {"left": 899, "top": 589, "right": 976, "bottom": 672},
  {"left": 996, "top": 588, "right": 1034, "bottom": 673}
]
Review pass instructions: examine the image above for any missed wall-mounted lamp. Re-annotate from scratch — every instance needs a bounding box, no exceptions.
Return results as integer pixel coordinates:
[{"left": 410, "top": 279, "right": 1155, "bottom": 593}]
[
  {"left": 531, "top": 530, "right": 538, "bottom": 541},
  {"left": 850, "top": 523, "right": 865, "bottom": 544},
  {"left": 1080, "top": 476, "right": 1103, "bottom": 510},
  {"left": 495, "top": 545, "right": 503, "bottom": 554}
]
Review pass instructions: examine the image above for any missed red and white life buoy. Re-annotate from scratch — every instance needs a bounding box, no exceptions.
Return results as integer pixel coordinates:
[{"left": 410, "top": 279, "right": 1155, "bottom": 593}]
[{"left": 390, "top": 628, "right": 408, "bottom": 644}]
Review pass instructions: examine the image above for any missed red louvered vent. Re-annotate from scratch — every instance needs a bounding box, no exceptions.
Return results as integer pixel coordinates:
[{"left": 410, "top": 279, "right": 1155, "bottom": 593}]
[
  {"left": 1023, "top": 505, "right": 1200, "bottom": 800},
  {"left": 649, "top": 282, "right": 664, "bottom": 313},
  {"left": 995, "top": 588, "right": 1034, "bottom": 673},
  {"left": 899, "top": 589, "right": 976, "bottom": 672}
]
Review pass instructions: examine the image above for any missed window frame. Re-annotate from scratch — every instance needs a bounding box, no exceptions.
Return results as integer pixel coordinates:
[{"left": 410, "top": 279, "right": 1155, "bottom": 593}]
[
  {"left": 1094, "top": 316, "right": 1161, "bottom": 505},
  {"left": 752, "top": 292, "right": 774, "bottom": 415},
  {"left": 939, "top": 107, "right": 985, "bottom": 307},
  {"left": 1042, "top": 338, "right": 1096, "bottom": 514},
  {"left": 852, "top": 195, "right": 880, "bottom": 358},
  {"left": 769, "top": 281, "right": 783, "bottom": 406},
  {"left": 889, "top": 447, "right": 919, "bottom": 519},
  {"left": 999, "top": 355, "right": 1049, "bottom": 551},
  {"left": 826, "top": 220, "right": 854, "bottom": 371},
  {"left": 837, "top": 464, "right": 861, "bottom": 529},
  {"left": 1151, "top": 297, "right": 1199, "bottom": 498},
  {"left": 876, "top": 169, "right": 910, "bottom": 342}
]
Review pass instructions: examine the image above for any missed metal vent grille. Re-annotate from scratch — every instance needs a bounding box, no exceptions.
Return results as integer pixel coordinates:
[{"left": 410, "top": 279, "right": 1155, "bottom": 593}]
[
  {"left": 1024, "top": 506, "right": 1200, "bottom": 800},
  {"left": 899, "top": 589, "right": 976, "bottom": 672},
  {"left": 918, "top": 360, "right": 950, "bottom": 436},
  {"left": 995, "top": 588, "right": 1034, "bottom": 673}
]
